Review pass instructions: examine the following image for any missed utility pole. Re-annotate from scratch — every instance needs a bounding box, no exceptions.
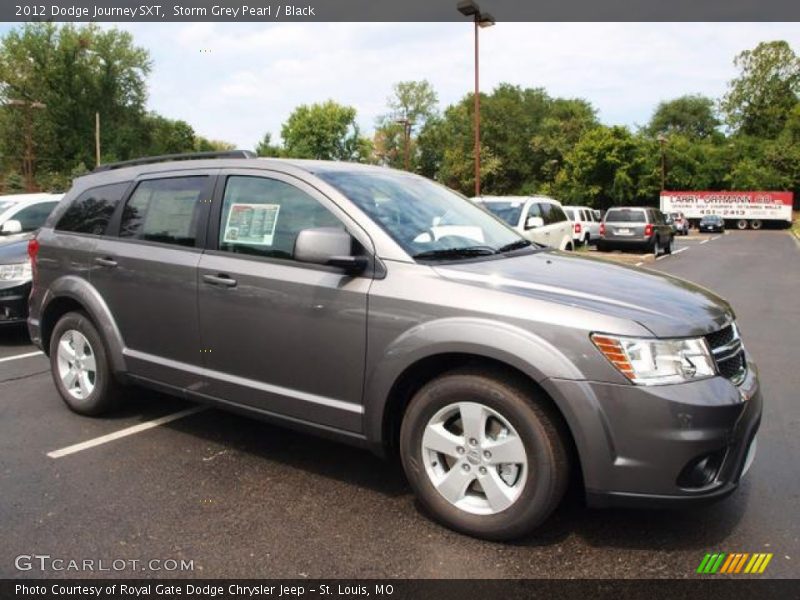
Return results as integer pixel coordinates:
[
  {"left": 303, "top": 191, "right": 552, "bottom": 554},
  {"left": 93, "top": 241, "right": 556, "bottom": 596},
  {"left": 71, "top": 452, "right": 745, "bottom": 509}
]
[
  {"left": 657, "top": 133, "right": 667, "bottom": 191},
  {"left": 95, "top": 112, "right": 101, "bottom": 167},
  {"left": 6, "top": 99, "right": 46, "bottom": 192},
  {"left": 395, "top": 117, "right": 413, "bottom": 171}
]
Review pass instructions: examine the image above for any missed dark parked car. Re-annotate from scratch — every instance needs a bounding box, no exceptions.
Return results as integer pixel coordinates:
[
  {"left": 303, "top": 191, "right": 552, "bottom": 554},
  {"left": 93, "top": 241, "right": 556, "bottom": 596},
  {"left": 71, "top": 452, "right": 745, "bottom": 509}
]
[
  {"left": 0, "top": 236, "right": 34, "bottom": 325},
  {"left": 699, "top": 214, "right": 725, "bottom": 233},
  {"left": 28, "top": 151, "right": 760, "bottom": 541},
  {"left": 597, "top": 207, "right": 674, "bottom": 255}
]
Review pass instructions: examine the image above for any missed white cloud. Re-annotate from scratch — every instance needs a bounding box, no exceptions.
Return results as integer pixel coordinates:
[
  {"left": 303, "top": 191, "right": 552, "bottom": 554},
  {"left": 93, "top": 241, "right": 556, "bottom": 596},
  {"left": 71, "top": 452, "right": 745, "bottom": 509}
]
[{"left": 108, "top": 22, "right": 799, "bottom": 148}]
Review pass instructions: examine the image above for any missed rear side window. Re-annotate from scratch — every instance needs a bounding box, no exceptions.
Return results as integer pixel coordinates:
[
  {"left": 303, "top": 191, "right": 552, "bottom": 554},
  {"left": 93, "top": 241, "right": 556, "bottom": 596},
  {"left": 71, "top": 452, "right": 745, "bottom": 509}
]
[
  {"left": 218, "top": 176, "right": 342, "bottom": 260},
  {"left": 119, "top": 177, "right": 207, "bottom": 247},
  {"left": 56, "top": 183, "right": 129, "bottom": 235},
  {"left": 563, "top": 207, "right": 576, "bottom": 221},
  {"left": 13, "top": 201, "right": 59, "bottom": 232},
  {"left": 605, "top": 209, "right": 646, "bottom": 223}
]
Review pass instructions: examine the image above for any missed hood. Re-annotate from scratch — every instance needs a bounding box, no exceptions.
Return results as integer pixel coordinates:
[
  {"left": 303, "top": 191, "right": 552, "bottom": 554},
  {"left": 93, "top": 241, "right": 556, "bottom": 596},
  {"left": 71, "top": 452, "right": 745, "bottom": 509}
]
[
  {"left": 434, "top": 250, "right": 733, "bottom": 338},
  {"left": 0, "top": 235, "right": 31, "bottom": 264}
]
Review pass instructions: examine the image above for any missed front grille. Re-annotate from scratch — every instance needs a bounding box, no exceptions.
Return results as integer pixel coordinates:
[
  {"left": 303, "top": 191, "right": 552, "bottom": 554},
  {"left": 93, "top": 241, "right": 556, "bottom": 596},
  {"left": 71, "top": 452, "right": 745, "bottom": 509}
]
[{"left": 705, "top": 323, "right": 746, "bottom": 385}]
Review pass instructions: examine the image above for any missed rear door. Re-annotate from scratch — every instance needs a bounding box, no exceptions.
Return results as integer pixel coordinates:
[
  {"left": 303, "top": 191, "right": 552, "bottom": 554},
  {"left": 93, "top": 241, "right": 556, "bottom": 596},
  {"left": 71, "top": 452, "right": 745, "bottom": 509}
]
[
  {"left": 195, "top": 170, "right": 371, "bottom": 432},
  {"left": 90, "top": 171, "right": 216, "bottom": 387}
]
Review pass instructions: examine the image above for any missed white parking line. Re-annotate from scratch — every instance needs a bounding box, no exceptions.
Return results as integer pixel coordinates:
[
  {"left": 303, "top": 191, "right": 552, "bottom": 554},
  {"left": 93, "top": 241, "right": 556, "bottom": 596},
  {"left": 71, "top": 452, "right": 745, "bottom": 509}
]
[
  {"left": 635, "top": 261, "right": 644, "bottom": 266},
  {"left": 673, "top": 247, "right": 689, "bottom": 255},
  {"left": 47, "top": 406, "right": 208, "bottom": 459},
  {"left": 0, "top": 351, "right": 44, "bottom": 364},
  {"left": 700, "top": 239, "right": 710, "bottom": 245},
  {"left": 711, "top": 236, "right": 721, "bottom": 241}
]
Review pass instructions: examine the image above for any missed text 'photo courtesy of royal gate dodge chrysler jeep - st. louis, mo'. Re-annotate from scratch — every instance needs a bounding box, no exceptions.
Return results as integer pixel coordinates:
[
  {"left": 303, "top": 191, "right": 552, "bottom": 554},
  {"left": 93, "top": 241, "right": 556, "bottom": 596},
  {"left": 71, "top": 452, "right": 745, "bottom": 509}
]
[{"left": 27, "top": 151, "right": 760, "bottom": 541}]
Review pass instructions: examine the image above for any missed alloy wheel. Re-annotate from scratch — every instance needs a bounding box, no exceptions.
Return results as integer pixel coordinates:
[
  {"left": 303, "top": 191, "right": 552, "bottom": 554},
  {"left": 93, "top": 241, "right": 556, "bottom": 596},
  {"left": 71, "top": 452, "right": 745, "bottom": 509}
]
[
  {"left": 56, "top": 329, "right": 97, "bottom": 400},
  {"left": 421, "top": 401, "right": 528, "bottom": 515}
]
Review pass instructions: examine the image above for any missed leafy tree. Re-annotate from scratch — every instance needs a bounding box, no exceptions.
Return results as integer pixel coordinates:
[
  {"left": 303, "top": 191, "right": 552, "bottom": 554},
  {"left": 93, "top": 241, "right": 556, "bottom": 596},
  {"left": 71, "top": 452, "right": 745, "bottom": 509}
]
[
  {"left": 254, "top": 132, "right": 282, "bottom": 157},
  {"left": 721, "top": 41, "right": 800, "bottom": 138},
  {"left": 555, "top": 126, "right": 654, "bottom": 209},
  {"left": 281, "top": 100, "right": 370, "bottom": 161},
  {"left": 195, "top": 137, "right": 235, "bottom": 152},
  {"left": 0, "top": 23, "right": 151, "bottom": 176},
  {"left": 647, "top": 95, "right": 721, "bottom": 138},
  {"left": 143, "top": 114, "right": 195, "bottom": 155},
  {"left": 374, "top": 80, "right": 438, "bottom": 169}
]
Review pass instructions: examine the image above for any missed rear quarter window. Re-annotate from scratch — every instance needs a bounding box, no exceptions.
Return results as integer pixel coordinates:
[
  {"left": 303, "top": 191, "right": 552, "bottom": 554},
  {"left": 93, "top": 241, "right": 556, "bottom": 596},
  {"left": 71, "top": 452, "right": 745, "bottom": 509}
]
[{"left": 56, "top": 183, "right": 130, "bottom": 235}]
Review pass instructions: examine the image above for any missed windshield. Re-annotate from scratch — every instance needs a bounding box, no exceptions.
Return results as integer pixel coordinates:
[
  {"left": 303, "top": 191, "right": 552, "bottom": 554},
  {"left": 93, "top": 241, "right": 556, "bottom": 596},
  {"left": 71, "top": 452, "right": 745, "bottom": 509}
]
[
  {"left": 316, "top": 169, "right": 527, "bottom": 260},
  {"left": 701, "top": 215, "right": 721, "bottom": 222},
  {"left": 481, "top": 202, "right": 524, "bottom": 227},
  {"left": 605, "top": 209, "right": 646, "bottom": 223}
]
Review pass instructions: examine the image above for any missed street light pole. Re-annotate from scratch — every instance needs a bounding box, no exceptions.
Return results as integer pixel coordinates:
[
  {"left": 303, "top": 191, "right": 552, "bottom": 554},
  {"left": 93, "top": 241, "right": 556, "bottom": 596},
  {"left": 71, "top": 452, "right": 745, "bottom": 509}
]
[{"left": 457, "top": 1, "right": 494, "bottom": 197}]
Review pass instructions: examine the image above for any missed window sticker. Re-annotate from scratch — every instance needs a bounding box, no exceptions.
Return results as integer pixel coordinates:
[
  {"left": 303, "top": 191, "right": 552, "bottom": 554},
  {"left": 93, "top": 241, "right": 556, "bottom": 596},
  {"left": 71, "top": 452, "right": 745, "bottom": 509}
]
[{"left": 223, "top": 203, "right": 280, "bottom": 246}]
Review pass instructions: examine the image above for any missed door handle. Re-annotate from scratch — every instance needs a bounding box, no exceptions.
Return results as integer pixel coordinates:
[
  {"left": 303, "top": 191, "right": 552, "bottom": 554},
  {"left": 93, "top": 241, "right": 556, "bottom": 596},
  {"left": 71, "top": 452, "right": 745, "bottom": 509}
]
[
  {"left": 94, "top": 257, "right": 118, "bottom": 268},
  {"left": 202, "top": 274, "right": 237, "bottom": 288}
]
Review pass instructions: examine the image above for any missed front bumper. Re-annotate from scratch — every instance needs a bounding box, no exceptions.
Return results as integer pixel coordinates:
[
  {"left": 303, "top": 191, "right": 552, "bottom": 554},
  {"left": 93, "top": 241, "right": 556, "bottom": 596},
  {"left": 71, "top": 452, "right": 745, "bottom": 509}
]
[
  {"left": 543, "top": 355, "right": 762, "bottom": 507},
  {"left": 0, "top": 280, "right": 31, "bottom": 324}
]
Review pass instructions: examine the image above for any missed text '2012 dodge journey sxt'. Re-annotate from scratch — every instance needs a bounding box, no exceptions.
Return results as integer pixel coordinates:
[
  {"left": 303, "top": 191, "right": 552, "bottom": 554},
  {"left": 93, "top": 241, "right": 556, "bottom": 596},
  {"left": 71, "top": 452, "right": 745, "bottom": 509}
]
[{"left": 28, "top": 151, "right": 761, "bottom": 540}]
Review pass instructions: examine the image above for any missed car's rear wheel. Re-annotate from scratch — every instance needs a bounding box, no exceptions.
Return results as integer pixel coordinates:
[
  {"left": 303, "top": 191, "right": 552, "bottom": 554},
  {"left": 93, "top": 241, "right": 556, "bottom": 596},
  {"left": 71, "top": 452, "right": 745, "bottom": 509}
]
[
  {"left": 400, "top": 368, "right": 570, "bottom": 541},
  {"left": 664, "top": 237, "right": 673, "bottom": 255},
  {"left": 50, "top": 311, "right": 123, "bottom": 416},
  {"left": 652, "top": 238, "right": 661, "bottom": 256}
]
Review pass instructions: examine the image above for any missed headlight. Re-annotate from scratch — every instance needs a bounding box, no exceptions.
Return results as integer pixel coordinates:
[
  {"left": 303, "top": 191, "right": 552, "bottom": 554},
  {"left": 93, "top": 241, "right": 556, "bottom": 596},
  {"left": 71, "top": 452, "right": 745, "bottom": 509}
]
[
  {"left": 591, "top": 333, "right": 716, "bottom": 385},
  {"left": 0, "top": 262, "right": 32, "bottom": 282}
]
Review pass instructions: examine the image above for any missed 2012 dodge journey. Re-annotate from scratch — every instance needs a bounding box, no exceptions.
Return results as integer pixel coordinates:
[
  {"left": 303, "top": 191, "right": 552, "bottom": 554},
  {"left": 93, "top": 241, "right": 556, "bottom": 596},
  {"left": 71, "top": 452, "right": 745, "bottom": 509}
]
[{"left": 27, "top": 151, "right": 761, "bottom": 540}]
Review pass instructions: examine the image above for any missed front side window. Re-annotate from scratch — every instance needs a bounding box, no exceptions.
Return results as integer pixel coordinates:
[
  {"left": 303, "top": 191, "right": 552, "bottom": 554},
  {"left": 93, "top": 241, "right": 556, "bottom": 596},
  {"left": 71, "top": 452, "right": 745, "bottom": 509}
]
[
  {"left": 56, "top": 183, "right": 129, "bottom": 235},
  {"left": 539, "top": 203, "right": 566, "bottom": 225},
  {"left": 316, "top": 170, "right": 524, "bottom": 260},
  {"left": 10, "top": 201, "right": 59, "bottom": 232},
  {"left": 119, "top": 177, "right": 207, "bottom": 247},
  {"left": 218, "top": 176, "right": 342, "bottom": 260},
  {"left": 563, "top": 207, "right": 577, "bottom": 221}
]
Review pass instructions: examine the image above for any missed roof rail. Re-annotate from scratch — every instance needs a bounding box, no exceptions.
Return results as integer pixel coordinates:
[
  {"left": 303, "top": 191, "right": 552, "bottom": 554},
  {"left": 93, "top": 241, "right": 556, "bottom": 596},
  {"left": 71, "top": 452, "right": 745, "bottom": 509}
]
[{"left": 92, "top": 150, "right": 256, "bottom": 172}]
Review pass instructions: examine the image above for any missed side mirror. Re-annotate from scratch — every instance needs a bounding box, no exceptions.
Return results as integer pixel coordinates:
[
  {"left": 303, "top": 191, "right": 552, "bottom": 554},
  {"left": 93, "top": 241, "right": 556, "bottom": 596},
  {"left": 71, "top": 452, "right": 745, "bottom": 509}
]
[
  {"left": 294, "top": 227, "right": 368, "bottom": 275},
  {"left": 525, "top": 216, "right": 544, "bottom": 230},
  {"left": 1, "top": 220, "right": 22, "bottom": 235}
]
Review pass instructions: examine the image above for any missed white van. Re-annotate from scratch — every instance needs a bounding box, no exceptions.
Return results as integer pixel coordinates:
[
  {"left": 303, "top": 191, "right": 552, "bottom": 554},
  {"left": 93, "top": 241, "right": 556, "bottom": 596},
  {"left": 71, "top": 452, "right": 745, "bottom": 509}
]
[
  {"left": 563, "top": 205, "right": 601, "bottom": 246},
  {"left": 474, "top": 196, "right": 574, "bottom": 251}
]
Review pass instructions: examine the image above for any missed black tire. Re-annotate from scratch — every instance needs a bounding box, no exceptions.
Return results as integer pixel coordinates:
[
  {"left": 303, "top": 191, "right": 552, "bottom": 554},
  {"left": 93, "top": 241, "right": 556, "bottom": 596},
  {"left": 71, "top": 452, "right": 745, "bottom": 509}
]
[
  {"left": 665, "top": 236, "right": 673, "bottom": 255},
  {"left": 400, "top": 368, "right": 570, "bottom": 541},
  {"left": 736, "top": 219, "right": 748, "bottom": 230},
  {"left": 750, "top": 220, "right": 762, "bottom": 231},
  {"left": 49, "top": 311, "right": 123, "bottom": 416}
]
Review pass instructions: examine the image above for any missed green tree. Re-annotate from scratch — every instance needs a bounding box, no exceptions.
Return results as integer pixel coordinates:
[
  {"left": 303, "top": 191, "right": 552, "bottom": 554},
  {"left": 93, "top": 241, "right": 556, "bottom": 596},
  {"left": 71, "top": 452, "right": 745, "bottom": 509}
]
[
  {"left": 194, "top": 137, "right": 236, "bottom": 152},
  {"left": 556, "top": 126, "right": 654, "bottom": 209},
  {"left": 143, "top": 114, "right": 195, "bottom": 155},
  {"left": 374, "top": 80, "right": 438, "bottom": 169},
  {"left": 721, "top": 41, "right": 800, "bottom": 138},
  {"left": 281, "top": 100, "right": 370, "bottom": 161},
  {"left": 647, "top": 95, "right": 721, "bottom": 138},
  {"left": 0, "top": 23, "right": 151, "bottom": 176},
  {"left": 254, "top": 132, "right": 282, "bottom": 157}
]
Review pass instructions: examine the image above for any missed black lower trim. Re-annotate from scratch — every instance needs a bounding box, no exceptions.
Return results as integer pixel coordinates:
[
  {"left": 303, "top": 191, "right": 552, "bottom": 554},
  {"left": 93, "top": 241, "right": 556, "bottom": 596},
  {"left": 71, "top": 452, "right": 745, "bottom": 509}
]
[{"left": 586, "top": 483, "right": 738, "bottom": 509}]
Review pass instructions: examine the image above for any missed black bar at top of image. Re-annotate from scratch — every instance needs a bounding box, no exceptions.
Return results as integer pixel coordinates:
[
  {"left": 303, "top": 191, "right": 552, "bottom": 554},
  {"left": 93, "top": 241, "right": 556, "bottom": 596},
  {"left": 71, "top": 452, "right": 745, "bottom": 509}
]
[
  {"left": 2, "top": 580, "right": 800, "bottom": 600},
  {"left": 3, "top": 0, "right": 800, "bottom": 22}
]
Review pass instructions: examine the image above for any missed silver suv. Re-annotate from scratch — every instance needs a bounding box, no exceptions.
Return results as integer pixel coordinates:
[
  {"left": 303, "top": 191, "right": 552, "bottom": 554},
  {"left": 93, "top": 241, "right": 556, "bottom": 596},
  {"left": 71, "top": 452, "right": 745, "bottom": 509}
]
[{"left": 27, "top": 152, "right": 761, "bottom": 540}]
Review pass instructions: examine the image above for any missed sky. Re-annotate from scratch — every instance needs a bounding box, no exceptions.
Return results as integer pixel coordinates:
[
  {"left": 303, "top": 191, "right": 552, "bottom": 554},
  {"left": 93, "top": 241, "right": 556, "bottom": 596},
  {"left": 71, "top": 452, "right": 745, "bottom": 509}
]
[{"left": 2, "top": 22, "right": 799, "bottom": 149}]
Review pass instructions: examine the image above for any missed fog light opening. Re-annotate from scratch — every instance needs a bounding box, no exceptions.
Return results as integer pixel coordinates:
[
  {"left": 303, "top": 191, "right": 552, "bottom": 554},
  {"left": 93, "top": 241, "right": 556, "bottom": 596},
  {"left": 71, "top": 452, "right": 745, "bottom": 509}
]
[{"left": 678, "top": 450, "right": 726, "bottom": 489}]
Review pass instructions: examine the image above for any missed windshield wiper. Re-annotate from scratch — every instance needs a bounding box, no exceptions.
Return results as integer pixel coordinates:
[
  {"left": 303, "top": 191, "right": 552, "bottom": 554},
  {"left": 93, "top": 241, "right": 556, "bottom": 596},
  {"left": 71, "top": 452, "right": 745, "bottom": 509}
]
[
  {"left": 413, "top": 246, "right": 496, "bottom": 261},
  {"left": 495, "top": 239, "right": 533, "bottom": 254}
]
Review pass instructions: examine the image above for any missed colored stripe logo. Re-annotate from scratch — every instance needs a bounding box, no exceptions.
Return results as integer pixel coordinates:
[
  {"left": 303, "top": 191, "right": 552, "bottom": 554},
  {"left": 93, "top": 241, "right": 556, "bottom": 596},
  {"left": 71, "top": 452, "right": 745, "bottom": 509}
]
[{"left": 697, "top": 553, "right": 773, "bottom": 574}]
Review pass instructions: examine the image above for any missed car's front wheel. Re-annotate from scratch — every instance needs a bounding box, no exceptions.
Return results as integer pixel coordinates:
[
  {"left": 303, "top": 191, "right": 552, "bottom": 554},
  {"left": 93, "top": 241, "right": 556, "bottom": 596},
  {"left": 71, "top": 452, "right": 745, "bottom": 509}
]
[
  {"left": 400, "top": 368, "right": 569, "bottom": 541},
  {"left": 49, "top": 311, "right": 123, "bottom": 416}
]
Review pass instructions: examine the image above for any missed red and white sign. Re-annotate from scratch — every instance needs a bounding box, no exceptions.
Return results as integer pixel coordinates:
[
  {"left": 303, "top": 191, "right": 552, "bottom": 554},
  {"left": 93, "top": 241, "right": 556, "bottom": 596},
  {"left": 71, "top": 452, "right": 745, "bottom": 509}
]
[{"left": 660, "top": 191, "right": 793, "bottom": 224}]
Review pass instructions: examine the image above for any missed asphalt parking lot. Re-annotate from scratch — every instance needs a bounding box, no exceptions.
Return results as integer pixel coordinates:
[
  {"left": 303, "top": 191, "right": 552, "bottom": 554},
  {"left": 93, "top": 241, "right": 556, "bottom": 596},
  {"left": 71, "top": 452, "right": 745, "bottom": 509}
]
[{"left": 1, "top": 230, "right": 798, "bottom": 579}]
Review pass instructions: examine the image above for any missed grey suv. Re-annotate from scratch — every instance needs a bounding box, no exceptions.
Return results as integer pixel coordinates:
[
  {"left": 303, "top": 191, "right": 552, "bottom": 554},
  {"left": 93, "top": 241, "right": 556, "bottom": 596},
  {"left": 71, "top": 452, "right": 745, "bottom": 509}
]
[
  {"left": 27, "top": 152, "right": 761, "bottom": 540},
  {"left": 598, "top": 206, "right": 674, "bottom": 255}
]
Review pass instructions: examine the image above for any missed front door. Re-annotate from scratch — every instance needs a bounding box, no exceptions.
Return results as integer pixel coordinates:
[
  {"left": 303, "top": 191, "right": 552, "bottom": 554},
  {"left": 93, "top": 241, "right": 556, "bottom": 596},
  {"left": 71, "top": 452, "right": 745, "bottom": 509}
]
[{"left": 196, "top": 171, "right": 371, "bottom": 432}]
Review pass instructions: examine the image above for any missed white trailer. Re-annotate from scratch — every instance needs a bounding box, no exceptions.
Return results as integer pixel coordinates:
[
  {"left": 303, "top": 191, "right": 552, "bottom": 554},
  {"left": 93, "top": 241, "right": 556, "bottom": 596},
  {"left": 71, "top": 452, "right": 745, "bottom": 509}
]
[{"left": 660, "top": 191, "right": 794, "bottom": 230}]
